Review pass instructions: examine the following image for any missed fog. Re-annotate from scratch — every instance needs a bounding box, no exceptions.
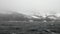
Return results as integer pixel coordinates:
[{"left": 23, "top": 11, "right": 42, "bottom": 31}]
[{"left": 0, "top": 0, "right": 60, "bottom": 15}]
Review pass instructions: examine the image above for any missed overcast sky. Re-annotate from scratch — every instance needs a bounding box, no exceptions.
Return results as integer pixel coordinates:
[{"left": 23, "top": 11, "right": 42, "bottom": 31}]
[{"left": 0, "top": 0, "right": 60, "bottom": 16}]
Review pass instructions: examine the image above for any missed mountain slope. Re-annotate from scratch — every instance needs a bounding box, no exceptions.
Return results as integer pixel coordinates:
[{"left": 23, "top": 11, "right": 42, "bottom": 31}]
[{"left": 0, "top": 11, "right": 29, "bottom": 21}]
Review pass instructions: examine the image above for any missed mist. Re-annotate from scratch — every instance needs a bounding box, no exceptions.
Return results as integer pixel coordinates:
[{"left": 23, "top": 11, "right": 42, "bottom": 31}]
[{"left": 0, "top": 0, "right": 60, "bottom": 15}]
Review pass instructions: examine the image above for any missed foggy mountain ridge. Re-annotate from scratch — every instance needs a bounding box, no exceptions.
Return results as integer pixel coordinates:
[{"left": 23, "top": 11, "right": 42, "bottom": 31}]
[
  {"left": 0, "top": 11, "right": 32, "bottom": 21},
  {"left": 0, "top": 10, "right": 60, "bottom": 21},
  {"left": 0, "top": 11, "right": 43, "bottom": 21},
  {"left": 0, "top": 10, "right": 40, "bottom": 18}
]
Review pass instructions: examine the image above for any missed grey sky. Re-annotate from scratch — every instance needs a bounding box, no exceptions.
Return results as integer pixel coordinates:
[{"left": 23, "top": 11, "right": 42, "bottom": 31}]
[{"left": 0, "top": 0, "right": 60, "bottom": 16}]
